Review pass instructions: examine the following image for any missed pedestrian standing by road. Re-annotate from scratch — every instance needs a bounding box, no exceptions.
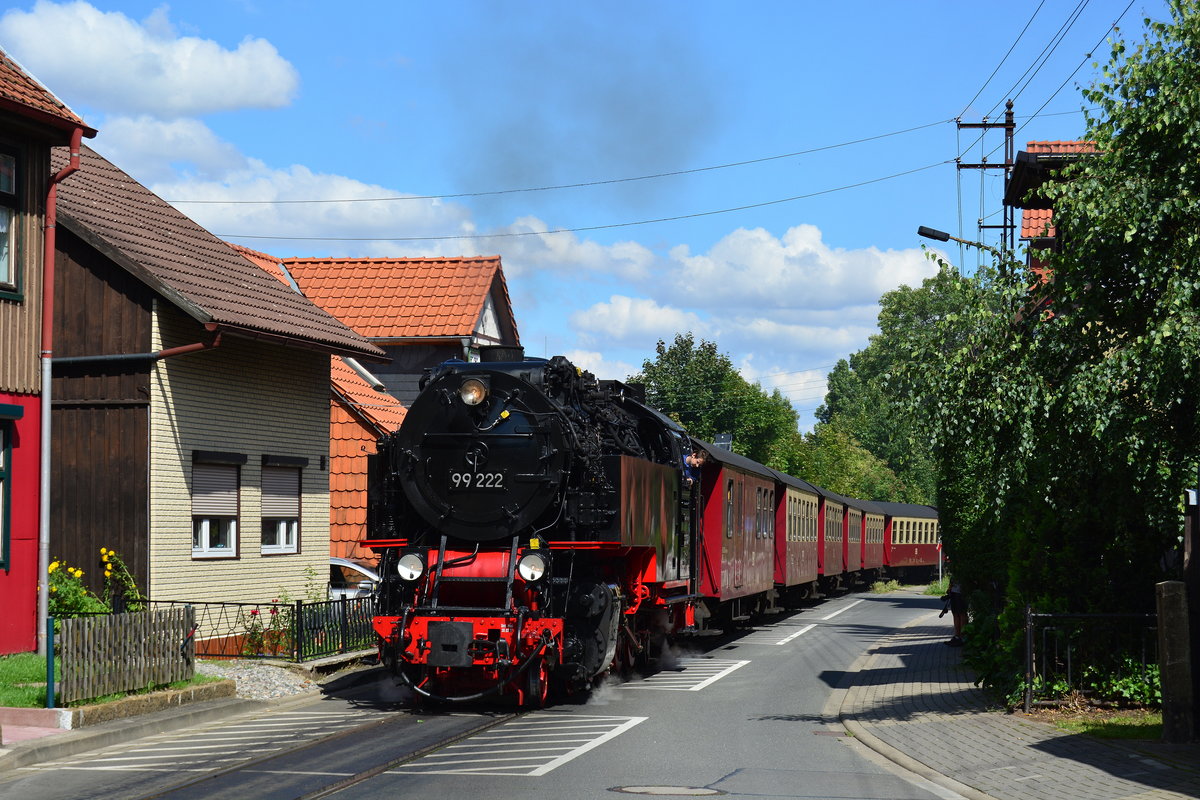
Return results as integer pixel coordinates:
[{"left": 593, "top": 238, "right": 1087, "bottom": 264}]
[{"left": 942, "top": 582, "right": 966, "bottom": 646}]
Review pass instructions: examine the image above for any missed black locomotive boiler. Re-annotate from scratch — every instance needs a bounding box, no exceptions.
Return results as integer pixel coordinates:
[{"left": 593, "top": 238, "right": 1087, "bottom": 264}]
[{"left": 364, "top": 348, "right": 696, "bottom": 705}]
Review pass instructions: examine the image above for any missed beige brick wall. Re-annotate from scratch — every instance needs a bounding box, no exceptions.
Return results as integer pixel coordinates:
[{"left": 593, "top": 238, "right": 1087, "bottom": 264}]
[{"left": 148, "top": 303, "right": 331, "bottom": 603}]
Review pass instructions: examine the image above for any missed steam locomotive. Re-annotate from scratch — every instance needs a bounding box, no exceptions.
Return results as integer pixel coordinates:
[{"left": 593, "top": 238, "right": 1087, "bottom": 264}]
[{"left": 364, "top": 348, "right": 938, "bottom": 706}]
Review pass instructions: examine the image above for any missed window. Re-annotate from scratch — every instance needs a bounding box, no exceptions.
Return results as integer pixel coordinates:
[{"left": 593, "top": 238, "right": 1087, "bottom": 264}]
[
  {"left": 0, "top": 151, "right": 19, "bottom": 298},
  {"left": 192, "top": 463, "right": 239, "bottom": 558},
  {"left": 261, "top": 466, "right": 300, "bottom": 554}
]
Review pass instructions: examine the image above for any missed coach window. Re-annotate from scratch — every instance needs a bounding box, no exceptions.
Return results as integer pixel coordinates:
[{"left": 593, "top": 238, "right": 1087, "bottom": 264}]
[
  {"left": 725, "top": 479, "right": 734, "bottom": 538},
  {"left": 261, "top": 464, "right": 301, "bottom": 555},
  {"left": 192, "top": 452, "right": 245, "bottom": 559},
  {"left": 0, "top": 150, "right": 20, "bottom": 300}
]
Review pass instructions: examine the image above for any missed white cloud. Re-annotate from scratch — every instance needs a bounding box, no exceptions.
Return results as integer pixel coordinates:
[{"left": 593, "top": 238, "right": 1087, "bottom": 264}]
[
  {"left": 91, "top": 116, "right": 248, "bottom": 183},
  {"left": 561, "top": 350, "right": 636, "bottom": 382},
  {"left": 570, "top": 296, "right": 706, "bottom": 346},
  {"left": 665, "top": 224, "right": 934, "bottom": 311},
  {"left": 481, "top": 217, "right": 657, "bottom": 280},
  {"left": 0, "top": 1, "right": 298, "bottom": 117}
]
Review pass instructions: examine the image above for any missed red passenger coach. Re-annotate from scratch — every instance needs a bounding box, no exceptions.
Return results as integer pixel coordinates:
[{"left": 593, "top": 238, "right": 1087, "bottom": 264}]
[
  {"left": 817, "top": 490, "right": 846, "bottom": 592},
  {"left": 692, "top": 445, "right": 776, "bottom": 627},
  {"left": 843, "top": 498, "right": 864, "bottom": 579},
  {"left": 860, "top": 501, "right": 886, "bottom": 583},
  {"left": 877, "top": 501, "right": 941, "bottom": 581},
  {"left": 769, "top": 469, "right": 820, "bottom": 604}
]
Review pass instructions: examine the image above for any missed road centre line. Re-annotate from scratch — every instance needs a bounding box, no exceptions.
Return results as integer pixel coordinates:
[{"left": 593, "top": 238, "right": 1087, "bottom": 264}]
[{"left": 773, "top": 599, "right": 862, "bottom": 644}]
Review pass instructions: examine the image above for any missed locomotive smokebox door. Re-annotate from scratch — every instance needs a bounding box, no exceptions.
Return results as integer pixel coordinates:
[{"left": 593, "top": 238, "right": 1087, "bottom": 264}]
[
  {"left": 397, "top": 365, "right": 572, "bottom": 542},
  {"left": 426, "top": 621, "right": 474, "bottom": 667}
]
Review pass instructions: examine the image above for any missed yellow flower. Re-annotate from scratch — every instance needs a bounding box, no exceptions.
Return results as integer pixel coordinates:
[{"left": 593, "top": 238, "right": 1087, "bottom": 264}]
[
  {"left": 50, "top": 586, "right": 57, "bottom": 593},
  {"left": 105, "top": 569, "right": 112, "bottom": 578},
  {"left": 73, "top": 568, "right": 83, "bottom": 578},
  {"left": 48, "top": 562, "right": 59, "bottom": 573},
  {"left": 102, "top": 554, "right": 110, "bottom": 563},
  {"left": 100, "top": 547, "right": 108, "bottom": 555}
]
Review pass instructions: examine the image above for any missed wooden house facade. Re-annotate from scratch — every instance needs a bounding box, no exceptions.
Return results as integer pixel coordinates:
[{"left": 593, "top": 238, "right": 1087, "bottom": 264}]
[
  {"left": 0, "top": 47, "right": 95, "bottom": 654},
  {"left": 49, "top": 146, "right": 385, "bottom": 604}
]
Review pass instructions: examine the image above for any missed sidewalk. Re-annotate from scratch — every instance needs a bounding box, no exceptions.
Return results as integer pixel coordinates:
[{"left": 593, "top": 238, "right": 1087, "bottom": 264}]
[{"left": 840, "top": 612, "right": 1200, "bottom": 800}]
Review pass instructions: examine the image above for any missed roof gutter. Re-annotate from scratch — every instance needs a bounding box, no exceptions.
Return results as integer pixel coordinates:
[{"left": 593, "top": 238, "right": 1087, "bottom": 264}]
[
  {"left": 38, "top": 127, "right": 83, "bottom": 656},
  {"left": 52, "top": 328, "right": 223, "bottom": 366}
]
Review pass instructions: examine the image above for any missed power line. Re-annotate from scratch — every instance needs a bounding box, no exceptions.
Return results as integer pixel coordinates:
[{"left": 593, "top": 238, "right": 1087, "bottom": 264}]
[
  {"left": 219, "top": 161, "right": 951, "bottom": 243},
  {"left": 172, "top": 119, "right": 953, "bottom": 206},
  {"left": 959, "top": 0, "right": 1048, "bottom": 118}
]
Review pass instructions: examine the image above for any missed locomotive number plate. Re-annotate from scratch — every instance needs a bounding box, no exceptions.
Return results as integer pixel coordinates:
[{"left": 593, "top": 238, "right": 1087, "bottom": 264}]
[{"left": 448, "top": 470, "right": 506, "bottom": 490}]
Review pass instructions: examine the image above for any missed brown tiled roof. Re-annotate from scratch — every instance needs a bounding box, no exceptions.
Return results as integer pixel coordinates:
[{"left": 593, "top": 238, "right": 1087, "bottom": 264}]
[
  {"left": 330, "top": 357, "right": 406, "bottom": 564},
  {"left": 53, "top": 145, "right": 384, "bottom": 360},
  {"left": 0, "top": 47, "right": 96, "bottom": 138},
  {"left": 281, "top": 256, "right": 518, "bottom": 340}
]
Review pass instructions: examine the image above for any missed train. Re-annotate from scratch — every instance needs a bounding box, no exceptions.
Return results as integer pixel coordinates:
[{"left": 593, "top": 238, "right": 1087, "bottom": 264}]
[{"left": 363, "top": 348, "right": 939, "bottom": 706}]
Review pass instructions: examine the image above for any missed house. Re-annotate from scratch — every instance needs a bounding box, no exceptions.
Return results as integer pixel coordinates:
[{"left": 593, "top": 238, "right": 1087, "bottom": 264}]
[
  {"left": 231, "top": 243, "right": 407, "bottom": 566},
  {"left": 49, "top": 145, "right": 385, "bottom": 605},
  {"left": 0, "top": 48, "right": 95, "bottom": 654},
  {"left": 1004, "top": 140, "right": 1098, "bottom": 265},
  {"left": 279, "top": 256, "right": 520, "bottom": 406}
]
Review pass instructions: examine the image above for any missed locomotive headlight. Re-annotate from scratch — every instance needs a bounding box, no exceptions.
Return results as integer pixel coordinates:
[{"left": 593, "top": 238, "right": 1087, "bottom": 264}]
[
  {"left": 516, "top": 551, "right": 549, "bottom": 583},
  {"left": 459, "top": 378, "right": 489, "bottom": 406},
  {"left": 396, "top": 552, "right": 426, "bottom": 582}
]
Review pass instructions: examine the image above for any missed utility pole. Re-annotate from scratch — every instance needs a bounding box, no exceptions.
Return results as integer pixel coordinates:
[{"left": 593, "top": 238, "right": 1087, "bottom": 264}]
[{"left": 956, "top": 99, "right": 1016, "bottom": 254}]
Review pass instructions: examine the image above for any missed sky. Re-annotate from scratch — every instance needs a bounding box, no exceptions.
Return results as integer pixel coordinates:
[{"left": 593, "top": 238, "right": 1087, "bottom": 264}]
[{"left": 0, "top": 0, "right": 1170, "bottom": 430}]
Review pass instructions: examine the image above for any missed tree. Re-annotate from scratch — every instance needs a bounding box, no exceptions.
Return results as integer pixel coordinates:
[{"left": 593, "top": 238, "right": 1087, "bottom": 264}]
[{"left": 630, "top": 333, "right": 803, "bottom": 470}]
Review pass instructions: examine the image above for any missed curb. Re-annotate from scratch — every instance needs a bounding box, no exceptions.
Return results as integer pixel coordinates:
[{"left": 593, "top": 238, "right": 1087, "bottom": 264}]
[{"left": 837, "top": 609, "right": 1000, "bottom": 800}]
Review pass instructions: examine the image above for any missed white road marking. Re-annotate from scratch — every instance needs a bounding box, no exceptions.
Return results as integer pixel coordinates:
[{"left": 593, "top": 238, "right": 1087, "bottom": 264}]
[
  {"left": 624, "top": 658, "right": 749, "bottom": 691},
  {"left": 392, "top": 714, "right": 646, "bottom": 777}
]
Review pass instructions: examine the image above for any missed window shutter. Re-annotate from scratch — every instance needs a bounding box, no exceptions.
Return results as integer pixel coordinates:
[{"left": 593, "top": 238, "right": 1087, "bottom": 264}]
[
  {"left": 193, "top": 464, "right": 238, "bottom": 515},
  {"left": 261, "top": 467, "right": 300, "bottom": 517}
]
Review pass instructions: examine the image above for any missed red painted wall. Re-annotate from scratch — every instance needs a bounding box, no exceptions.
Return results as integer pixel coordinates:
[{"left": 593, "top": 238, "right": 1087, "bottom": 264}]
[{"left": 0, "top": 392, "right": 41, "bottom": 655}]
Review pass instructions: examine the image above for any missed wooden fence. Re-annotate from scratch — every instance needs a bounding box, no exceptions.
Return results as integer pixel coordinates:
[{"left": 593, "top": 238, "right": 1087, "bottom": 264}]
[{"left": 59, "top": 606, "right": 196, "bottom": 705}]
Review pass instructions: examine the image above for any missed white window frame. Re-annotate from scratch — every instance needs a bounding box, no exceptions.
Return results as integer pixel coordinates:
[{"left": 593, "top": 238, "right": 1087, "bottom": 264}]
[
  {"left": 260, "top": 465, "right": 301, "bottom": 555},
  {"left": 192, "top": 461, "right": 240, "bottom": 559},
  {"left": 0, "top": 152, "right": 18, "bottom": 295}
]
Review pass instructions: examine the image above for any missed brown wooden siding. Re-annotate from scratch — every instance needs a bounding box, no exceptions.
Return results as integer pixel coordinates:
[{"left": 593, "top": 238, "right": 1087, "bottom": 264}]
[
  {"left": 49, "top": 226, "right": 153, "bottom": 596},
  {"left": 0, "top": 135, "right": 48, "bottom": 393}
]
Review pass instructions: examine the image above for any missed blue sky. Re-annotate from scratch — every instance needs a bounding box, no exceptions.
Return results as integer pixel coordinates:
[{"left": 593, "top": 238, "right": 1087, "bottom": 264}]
[{"left": 0, "top": 0, "right": 1168, "bottom": 429}]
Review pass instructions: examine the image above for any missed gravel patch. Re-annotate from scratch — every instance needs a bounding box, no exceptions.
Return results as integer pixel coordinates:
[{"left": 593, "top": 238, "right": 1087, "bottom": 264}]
[{"left": 195, "top": 660, "right": 318, "bottom": 701}]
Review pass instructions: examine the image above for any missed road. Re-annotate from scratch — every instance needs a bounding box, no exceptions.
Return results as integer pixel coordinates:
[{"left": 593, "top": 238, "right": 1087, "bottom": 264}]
[{"left": 0, "top": 589, "right": 963, "bottom": 800}]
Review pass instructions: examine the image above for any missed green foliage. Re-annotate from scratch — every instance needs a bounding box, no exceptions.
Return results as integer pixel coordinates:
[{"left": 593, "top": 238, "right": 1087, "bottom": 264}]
[
  {"left": 631, "top": 332, "right": 805, "bottom": 470},
  {"left": 925, "top": 576, "right": 950, "bottom": 596},
  {"left": 47, "top": 558, "right": 108, "bottom": 617},
  {"left": 1084, "top": 660, "right": 1162, "bottom": 707},
  {"left": 100, "top": 548, "right": 144, "bottom": 612},
  {"left": 241, "top": 603, "right": 292, "bottom": 657},
  {"left": 870, "top": 579, "right": 901, "bottom": 593},
  {"left": 0, "top": 653, "right": 56, "bottom": 707}
]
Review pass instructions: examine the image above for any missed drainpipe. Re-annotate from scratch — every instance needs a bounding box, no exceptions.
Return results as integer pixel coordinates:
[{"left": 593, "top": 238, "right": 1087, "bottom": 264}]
[{"left": 37, "top": 128, "right": 83, "bottom": 656}]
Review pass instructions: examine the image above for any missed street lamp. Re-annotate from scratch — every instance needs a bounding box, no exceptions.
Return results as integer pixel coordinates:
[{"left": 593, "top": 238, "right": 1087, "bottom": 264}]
[{"left": 917, "top": 226, "right": 1008, "bottom": 274}]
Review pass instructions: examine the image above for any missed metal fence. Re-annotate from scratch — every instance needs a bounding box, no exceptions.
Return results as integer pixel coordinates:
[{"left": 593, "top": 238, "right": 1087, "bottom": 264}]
[
  {"left": 144, "top": 597, "right": 376, "bottom": 662},
  {"left": 58, "top": 606, "right": 196, "bottom": 704},
  {"left": 1023, "top": 606, "right": 1158, "bottom": 712}
]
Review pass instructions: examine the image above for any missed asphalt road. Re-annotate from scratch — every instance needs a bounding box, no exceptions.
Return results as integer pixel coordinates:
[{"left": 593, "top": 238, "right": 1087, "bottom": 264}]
[{"left": 0, "top": 589, "right": 961, "bottom": 800}]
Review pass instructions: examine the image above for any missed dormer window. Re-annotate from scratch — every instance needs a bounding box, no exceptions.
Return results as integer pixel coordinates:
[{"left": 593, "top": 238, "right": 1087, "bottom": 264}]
[{"left": 0, "top": 151, "right": 17, "bottom": 298}]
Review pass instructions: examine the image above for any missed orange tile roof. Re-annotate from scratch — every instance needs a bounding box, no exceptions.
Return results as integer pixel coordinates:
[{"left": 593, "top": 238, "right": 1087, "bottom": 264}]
[
  {"left": 1025, "top": 140, "right": 1098, "bottom": 155},
  {"left": 0, "top": 47, "right": 96, "bottom": 138},
  {"left": 281, "top": 256, "right": 518, "bottom": 340},
  {"left": 329, "top": 357, "right": 406, "bottom": 563},
  {"left": 331, "top": 356, "right": 407, "bottom": 434},
  {"left": 1017, "top": 141, "right": 1097, "bottom": 240},
  {"left": 1022, "top": 208, "right": 1055, "bottom": 240}
]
